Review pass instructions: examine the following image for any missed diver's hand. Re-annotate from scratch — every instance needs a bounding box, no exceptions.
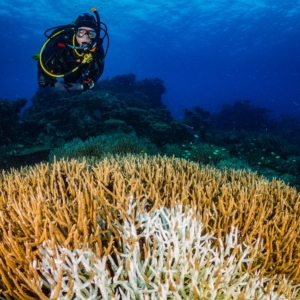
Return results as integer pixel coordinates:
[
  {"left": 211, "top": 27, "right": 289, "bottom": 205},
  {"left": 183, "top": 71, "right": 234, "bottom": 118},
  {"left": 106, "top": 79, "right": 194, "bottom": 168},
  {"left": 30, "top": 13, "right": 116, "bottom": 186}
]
[
  {"left": 55, "top": 82, "right": 83, "bottom": 92},
  {"left": 81, "top": 80, "right": 95, "bottom": 91},
  {"left": 88, "top": 80, "right": 95, "bottom": 89}
]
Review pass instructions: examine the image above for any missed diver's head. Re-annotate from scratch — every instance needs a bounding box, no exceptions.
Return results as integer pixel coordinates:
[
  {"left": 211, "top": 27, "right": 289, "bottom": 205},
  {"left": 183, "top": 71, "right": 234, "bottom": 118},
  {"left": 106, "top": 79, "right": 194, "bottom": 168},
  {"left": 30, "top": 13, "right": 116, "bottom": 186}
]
[{"left": 74, "top": 13, "right": 97, "bottom": 45}]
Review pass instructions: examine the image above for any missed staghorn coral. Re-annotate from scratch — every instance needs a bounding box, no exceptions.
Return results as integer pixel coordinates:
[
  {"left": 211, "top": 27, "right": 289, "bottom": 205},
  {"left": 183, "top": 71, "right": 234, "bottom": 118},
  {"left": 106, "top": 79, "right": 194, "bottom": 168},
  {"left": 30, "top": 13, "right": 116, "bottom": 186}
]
[
  {"left": 0, "top": 155, "right": 299, "bottom": 299},
  {"left": 36, "top": 205, "right": 298, "bottom": 299}
]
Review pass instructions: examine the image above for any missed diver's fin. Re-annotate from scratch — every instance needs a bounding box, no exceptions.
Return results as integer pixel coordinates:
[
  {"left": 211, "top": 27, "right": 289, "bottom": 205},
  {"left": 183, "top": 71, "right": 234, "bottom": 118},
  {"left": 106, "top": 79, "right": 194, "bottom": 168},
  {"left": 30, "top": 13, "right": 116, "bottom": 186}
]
[{"left": 32, "top": 54, "right": 40, "bottom": 61}]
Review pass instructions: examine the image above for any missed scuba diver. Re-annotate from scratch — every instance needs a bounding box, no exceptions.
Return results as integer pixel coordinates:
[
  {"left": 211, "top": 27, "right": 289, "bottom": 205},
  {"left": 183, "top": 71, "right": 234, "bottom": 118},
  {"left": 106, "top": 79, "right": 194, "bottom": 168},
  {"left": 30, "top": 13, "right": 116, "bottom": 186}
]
[{"left": 35, "top": 8, "right": 109, "bottom": 92}]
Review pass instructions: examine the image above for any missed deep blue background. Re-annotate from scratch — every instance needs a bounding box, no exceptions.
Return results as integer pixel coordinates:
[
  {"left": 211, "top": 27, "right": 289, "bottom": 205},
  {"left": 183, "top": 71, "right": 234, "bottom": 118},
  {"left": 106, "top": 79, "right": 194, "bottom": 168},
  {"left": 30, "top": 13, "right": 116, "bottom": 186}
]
[{"left": 1, "top": 0, "right": 300, "bottom": 119}]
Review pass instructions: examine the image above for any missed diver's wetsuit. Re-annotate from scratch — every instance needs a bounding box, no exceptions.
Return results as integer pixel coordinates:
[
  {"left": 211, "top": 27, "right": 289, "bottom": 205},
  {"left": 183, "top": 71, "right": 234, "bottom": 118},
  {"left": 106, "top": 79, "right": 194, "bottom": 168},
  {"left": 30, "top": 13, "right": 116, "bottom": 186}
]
[{"left": 38, "top": 28, "right": 104, "bottom": 89}]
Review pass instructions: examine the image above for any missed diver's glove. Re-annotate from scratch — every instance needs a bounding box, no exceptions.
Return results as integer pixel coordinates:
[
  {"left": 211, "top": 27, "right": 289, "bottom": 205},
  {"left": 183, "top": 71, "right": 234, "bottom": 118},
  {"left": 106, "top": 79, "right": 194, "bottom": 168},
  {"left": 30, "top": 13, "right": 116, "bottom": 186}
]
[{"left": 54, "top": 82, "right": 83, "bottom": 92}]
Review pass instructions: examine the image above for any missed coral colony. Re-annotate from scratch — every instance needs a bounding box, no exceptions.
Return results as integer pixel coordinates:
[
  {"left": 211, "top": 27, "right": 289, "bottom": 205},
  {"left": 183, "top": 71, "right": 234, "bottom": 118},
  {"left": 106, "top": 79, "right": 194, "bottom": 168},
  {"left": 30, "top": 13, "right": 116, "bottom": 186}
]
[
  {"left": 39, "top": 207, "right": 294, "bottom": 299},
  {"left": 0, "top": 155, "right": 299, "bottom": 299}
]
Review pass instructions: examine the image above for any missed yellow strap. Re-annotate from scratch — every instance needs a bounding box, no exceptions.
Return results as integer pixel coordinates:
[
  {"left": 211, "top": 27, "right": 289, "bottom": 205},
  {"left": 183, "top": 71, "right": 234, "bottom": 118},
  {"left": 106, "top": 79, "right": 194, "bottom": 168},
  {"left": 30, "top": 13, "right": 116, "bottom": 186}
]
[
  {"left": 39, "top": 30, "right": 92, "bottom": 78},
  {"left": 39, "top": 30, "right": 65, "bottom": 78}
]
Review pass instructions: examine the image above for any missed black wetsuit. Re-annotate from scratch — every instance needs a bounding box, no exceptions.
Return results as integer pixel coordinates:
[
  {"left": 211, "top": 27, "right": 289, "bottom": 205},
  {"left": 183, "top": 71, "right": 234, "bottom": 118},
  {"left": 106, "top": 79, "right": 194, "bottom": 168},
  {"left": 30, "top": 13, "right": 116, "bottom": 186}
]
[{"left": 38, "top": 28, "right": 105, "bottom": 89}]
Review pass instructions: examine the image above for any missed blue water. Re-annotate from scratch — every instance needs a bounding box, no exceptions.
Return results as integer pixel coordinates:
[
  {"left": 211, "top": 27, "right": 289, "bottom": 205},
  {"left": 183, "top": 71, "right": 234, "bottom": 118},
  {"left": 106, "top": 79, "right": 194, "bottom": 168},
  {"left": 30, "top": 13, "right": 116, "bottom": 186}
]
[{"left": 1, "top": 0, "right": 300, "bottom": 119}]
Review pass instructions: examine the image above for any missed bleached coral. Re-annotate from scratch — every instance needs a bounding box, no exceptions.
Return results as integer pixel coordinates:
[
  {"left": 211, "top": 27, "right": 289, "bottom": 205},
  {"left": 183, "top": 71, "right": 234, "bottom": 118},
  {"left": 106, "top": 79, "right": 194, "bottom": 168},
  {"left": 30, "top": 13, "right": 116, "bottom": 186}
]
[{"left": 36, "top": 204, "right": 299, "bottom": 299}]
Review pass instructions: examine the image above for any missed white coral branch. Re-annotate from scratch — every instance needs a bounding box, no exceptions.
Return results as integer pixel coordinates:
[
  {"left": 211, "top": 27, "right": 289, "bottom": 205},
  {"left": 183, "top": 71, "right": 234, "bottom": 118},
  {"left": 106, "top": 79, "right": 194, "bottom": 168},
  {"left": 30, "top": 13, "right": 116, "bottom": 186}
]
[{"left": 35, "top": 204, "right": 299, "bottom": 299}]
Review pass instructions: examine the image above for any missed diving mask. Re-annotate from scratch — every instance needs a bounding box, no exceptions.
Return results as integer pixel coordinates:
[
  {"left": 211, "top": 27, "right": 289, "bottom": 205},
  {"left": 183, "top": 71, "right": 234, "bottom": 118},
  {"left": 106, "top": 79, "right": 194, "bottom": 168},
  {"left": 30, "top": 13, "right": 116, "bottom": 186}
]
[{"left": 76, "top": 28, "right": 97, "bottom": 39}]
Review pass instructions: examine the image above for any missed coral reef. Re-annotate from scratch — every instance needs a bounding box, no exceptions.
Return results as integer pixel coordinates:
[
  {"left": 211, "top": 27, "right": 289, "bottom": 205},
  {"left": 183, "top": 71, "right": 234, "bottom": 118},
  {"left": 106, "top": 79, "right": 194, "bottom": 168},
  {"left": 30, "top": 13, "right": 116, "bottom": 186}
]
[
  {"left": 0, "top": 155, "right": 299, "bottom": 299},
  {"left": 48, "top": 133, "right": 157, "bottom": 161},
  {"left": 21, "top": 74, "right": 190, "bottom": 148},
  {"left": 97, "top": 74, "right": 166, "bottom": 108},
  {"left": 183, "top": 106, "right": 211, "bottom": 140},
  {"left": 2, "top": 76, "right": 300, "bottom": 190},
  {"left": 2, "top": 73, "right": 300, "bottom": 299},
  {"left": 211, "top": 100, "right": 275, "bottom": 132},
  {"left": 0, "top": 97, "right": 27, "bottom": 145}
]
